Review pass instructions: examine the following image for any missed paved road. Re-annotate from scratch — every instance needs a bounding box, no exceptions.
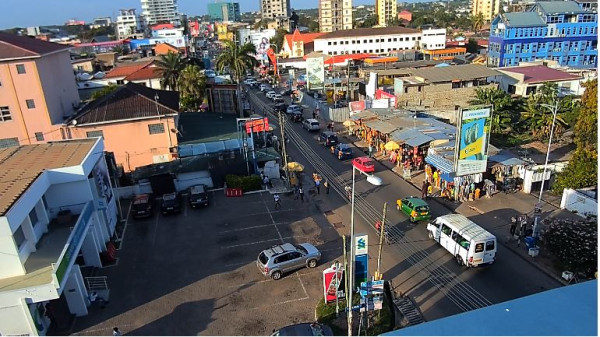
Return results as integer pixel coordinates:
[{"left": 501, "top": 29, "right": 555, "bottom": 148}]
[{"left": 247, "top": 84, "right": 562, "bottom": 321}]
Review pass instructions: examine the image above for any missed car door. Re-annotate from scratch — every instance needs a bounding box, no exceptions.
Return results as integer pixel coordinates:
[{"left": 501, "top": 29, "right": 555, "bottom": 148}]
[
  {"left": 401, "top": 200, "right": 411, "bottom": 215},
  {"left": 273, "top": 253, "right": 291, "bottom": 272},
  {"left": 285, "top": 251, "right": 304, "bottom": 272}
]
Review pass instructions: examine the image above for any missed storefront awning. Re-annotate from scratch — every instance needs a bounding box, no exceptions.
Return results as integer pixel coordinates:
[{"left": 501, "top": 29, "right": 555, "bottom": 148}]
[
  {"left": 489, "top": 150, "right": 529, "bottom": 167},
  {"left": 364, "top": 120, "right": 398, "bottom": 134},
  {"left": 425, "top": 152, "right": 454, "bottom": 173},
  {"left": 405, "top": 133, "right": 434, "bottom": 147},
  {"left": 350, "top": 110, "right": 376, "bottom": 121}
]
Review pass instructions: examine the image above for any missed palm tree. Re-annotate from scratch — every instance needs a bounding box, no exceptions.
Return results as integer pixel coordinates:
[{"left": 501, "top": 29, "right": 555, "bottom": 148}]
[
  {"left": 470, "top": 87, "right": 523, "bottom": 134},
  {"left": 177, "top": 64, "right": 207, "bottom": 111},
  {"left": 215, "top": 41, "right": 258, "bottom": 84},
  {"left": 155, "top": 51, "right": 185, "bottom": 91},
  {"left": 521, "top": 83, "right": 569, "bottom": 140},
  {"left": 470, "top": 13, "right": 485, "bottom": 33}
]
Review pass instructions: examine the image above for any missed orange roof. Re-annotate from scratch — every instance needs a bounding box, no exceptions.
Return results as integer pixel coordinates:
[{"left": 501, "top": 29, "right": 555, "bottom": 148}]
[
  {"left": 151, "top": 23, "right": 175, "bottom": 30},
  {"left": 105, "top": 61, "right": 153, "bottom": 79},
  {"left": 324, "top": 53, "right": 378, "bottom": 65},
  {"left": 284, "top": 29, "right": 325, "bottom": 50},
  {"left": 124, "top": 66, "right": 163, "bottom": 81}
]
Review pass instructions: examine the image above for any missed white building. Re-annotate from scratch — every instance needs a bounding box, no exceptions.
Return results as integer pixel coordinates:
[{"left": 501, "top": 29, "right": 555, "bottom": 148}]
[
  {"left": 0, "top": 138, "right": 119, "bottom": 336},
  {"left": 496, "top": 64, "right": 586, "bottom": 97},
  {"left": 319, "top": 0, "right": 353, "bottom": 33},
  {"left": 420, "top": 27, "right": 447, "bottom": 50},
  {"left": 116, "top": 9, "right": 143, "bottom": 40},
  {"left": 151, "top": 27, "right": 184, "bottom": 38},
  {"left": 141, "top": 0, "right": 179, "bottom": 26}
]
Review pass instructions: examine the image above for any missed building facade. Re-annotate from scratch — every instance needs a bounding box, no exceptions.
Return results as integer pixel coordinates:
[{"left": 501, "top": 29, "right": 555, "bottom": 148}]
[
  {"left": 207, "top": 1, "right": 241, "bottom": 22},
  {"left": 282, "top": 29, "right": 325, "bottom": 57},
  {"left": 140, "top": 0, "right": 179, "bottom": 26},
  {"left": 0, "top": 138, "right": 118, "bottom": 336},
  {"left": 488, "top": 1, "right": 598, "bottom": 68},
  {"left": 260, "top": 0, "right": 291, "bottom": 19},
  {"left": 375, "top": 0, "right": 398, "bottom": 27},
  {"left": 319, "top": 0, "right": 353, "bottom": 33},
  {"left": 496, "top": 64, "right": 586, "bottom": 96},
  {"left": 471, "top": 0, "right": 501, "bottom": 22},
  {"left": 0, "top": 33, "right": 80, "bottom": 149},
  {"left": 116, "top": 9, "right": 144, "bottom": 40}
]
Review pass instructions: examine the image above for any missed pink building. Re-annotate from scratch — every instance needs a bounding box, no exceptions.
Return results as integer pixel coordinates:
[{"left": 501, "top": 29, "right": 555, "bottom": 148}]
[
  {"left": 0, "top": 32, "right": 80, "bottom": 148},
  {"left": 398, "top": 10, "right": 413, "bottom": 23}
]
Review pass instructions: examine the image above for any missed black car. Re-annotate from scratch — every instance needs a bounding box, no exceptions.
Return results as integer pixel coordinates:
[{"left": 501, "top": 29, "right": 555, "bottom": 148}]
[
  {"left": 319, "top": 131, "right": 338, "bottom": 147},
  {"left": 189, "top": 184, "right": 209, "bottom": 208},
  {"left": 160, "top": 192, "right": 181, "bottom": 215},
  {"left": 271, "top": 323, "right": 333, "bottom": 336},
  {"left": 131, "top": 194, "right": 154, "bottom": 219},
  {"left": 274, "top": 103, "right": 289, "bottom": 114}
]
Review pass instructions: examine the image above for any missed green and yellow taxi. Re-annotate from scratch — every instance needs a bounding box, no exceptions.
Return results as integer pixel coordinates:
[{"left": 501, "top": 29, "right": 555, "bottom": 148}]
[{"left": 396, "top": 197, "right": 431, "bottom": 223}]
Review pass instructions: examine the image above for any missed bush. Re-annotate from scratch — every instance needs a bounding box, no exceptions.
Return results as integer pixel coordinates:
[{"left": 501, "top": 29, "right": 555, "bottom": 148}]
[
  {"left": 541, "top": 218, "right": 597, "bottom": 277},
  {"left": 225, "top": 174, "right": 262, "bottom": 192}
]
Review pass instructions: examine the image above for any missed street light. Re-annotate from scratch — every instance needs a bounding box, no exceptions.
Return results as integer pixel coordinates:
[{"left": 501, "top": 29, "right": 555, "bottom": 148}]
[{"left": 347, "top": 164, "right": 382, "bottom": 336}]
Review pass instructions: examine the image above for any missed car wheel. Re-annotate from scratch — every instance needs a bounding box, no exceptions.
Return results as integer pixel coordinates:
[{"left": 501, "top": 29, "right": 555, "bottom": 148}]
[
  {"left": 307, "top": 259, "right": 318, "bottom": 268},
  {"left": 410, "top": 216, "right": 416, "bottom": 223},
  {"left": 456, "top": 255, "right": 464, "bottom": 266},
  {"left": 428, "top": 231, "right": 434, "bottom": 239},
  {"left": 271, "top": 270, "right": 282, "bottom": 280}
]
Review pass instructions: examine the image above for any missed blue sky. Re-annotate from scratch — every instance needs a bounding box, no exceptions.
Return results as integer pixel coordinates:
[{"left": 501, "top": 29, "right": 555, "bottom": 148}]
[{"left": 1, "top": 0, "right": 376, "bottom": 29}]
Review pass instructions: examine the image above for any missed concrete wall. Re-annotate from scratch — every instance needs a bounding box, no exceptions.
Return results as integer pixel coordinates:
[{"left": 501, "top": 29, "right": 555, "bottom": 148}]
[{"left": 560, "top": 188, "right": 598, "bottom": 217}]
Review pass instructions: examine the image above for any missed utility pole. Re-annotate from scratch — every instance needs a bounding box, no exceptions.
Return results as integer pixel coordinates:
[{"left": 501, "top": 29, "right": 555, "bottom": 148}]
[
  {"left": 277, "top": 111, "right": 291, "bottom": 188},
  {"left": 376, "top": 202, "right": 387, "bottom": 280}
]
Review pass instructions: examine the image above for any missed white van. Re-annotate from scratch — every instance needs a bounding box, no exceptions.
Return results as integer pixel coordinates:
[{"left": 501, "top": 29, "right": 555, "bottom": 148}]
[
  {"left": 302, "top": 118, "right": 320, "bottom": 131},
  {"left": 426, "top": 214, "right": 496, "bottom": 267}
]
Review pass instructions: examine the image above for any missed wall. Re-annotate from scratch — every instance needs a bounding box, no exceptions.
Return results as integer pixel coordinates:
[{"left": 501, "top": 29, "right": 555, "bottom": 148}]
[
  {"left": 37, "top": 51, "right": 80, "bottom": 125},
  {"left": 0, "top": 303, "right": 35, "bottom": 336},
  {"left": 420, "top": 28, "right": 446, "bottom": 50},
  {"left": 560, "top": 188, "right": 597, "bottom": 217},
  {"left": 314, "top": 32, "right": 421, "bottom": 56}
]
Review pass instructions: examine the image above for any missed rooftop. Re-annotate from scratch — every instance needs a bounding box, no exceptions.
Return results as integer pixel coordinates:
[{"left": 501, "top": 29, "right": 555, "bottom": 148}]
[
  {"left": 316, "top": 26, "right": 420, "bottom": 40},
  {"left": 535, "top": 0, "right": 589, "bottom": 14},
  {"left": 124, "top": 66, "right": 164, "bottom": 81},
  {"left": 498, "top": 65, "right": 582, "bottom": 83},
  {"left": 0, "top": 32, "right": 70, "bottom": 61},
  {"left": 0, "top": 139, "right": 97, "bottom": 216},
  {"left": 104, "top": 60, "right": 154, "bottom": 79},
  {"left": 501, "top": 12, "right": 546, "bottom": 27},
  {"left": 284, "top": 29, "right": 325, "bottom": 50}
]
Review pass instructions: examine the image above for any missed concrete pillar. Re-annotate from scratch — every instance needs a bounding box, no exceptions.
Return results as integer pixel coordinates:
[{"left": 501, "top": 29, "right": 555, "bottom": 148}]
[
  {"left": 63, "top": 265, "right": 88, "bottom": 317},
  {"left": 82, "top": 228, "right": 102, "bottom": 268}
]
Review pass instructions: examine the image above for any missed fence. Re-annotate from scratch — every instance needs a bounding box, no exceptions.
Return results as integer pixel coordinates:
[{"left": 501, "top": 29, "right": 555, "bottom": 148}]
[{"left": 301, "top": 94, "right": 350, "bottom": 122}]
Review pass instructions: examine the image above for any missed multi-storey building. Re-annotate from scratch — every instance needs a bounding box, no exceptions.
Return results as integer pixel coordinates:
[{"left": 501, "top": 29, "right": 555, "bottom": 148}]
[
  {"left": 472, "top": 0, "right": 501, "bottom": 22},
  {"left": 260, "top": 0, "right": 291, "bottom": 19},
  {"left": 375, "top": 0, "right": 397, "bottom": 27},
  {"left": 0, "top": 32, "right": 80, "bottom": 149},
  {"left": 116, "top": 9, "right": 144, "bottom": 39},
  {"left": 319, "top": 0, "right": 353, "bottom": 32},
  {"left": 141, "top": 0, "right": 179, "bottom": 26},
  {"left": 208, "top": 1, "right": 241, "bottom": 22},
  {"left": 488, "top": 1, "right": 598, "bottom": 68}
]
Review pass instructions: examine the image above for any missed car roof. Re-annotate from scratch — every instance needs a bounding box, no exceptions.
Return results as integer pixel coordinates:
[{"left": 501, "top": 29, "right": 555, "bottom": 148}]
[
  {"left": 337, "top": 143, "right": 351, "bottom": 149},
  {"left": 404, "top": 197, "right": 428, "bottom": 206},
  {"left": 275, "top": 323, "right": 333, "bottom": 336},
  {"left": 305, "top": 118, "right": 318, "bottom": 122},
  {"left": 190, "top": 185, "right": 206, "bottom": 194},
  {"left": 263, "top": 243, "right": 296, "bottom": 257},
  {"left": 133, "top": 194, "right": 150, "bottom": 203}
]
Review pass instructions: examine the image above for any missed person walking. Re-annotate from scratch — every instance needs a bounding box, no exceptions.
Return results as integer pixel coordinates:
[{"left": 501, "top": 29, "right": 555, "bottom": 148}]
[
  {"left": 298, "top": 186, "right": 304, "bottom": 202},
  {"left": 315, "top": 179, "right": 321, "bottom": 194},
  {"left": 421, "top": 180, "right": 428, "bottom": 199},
  {"left": 510, "top": 217, "right": 517, "bottom": 237},
  {"left": 324, "top": 180, "right": 330, "bottom": 194},
  {"left": 274, "top": 193, "right": 281, "bottom": 209},
  {"left": 112, "top": 327, "right": 122, "bottom": 336},
  {"left": 368, "top": 143, "right": 373, "bottom": 158}
]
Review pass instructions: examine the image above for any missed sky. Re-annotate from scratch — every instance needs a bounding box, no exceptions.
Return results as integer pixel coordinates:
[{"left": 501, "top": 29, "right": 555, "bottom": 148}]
[{"left": 0, "top": 0, "right": 377, "bottom": 29}]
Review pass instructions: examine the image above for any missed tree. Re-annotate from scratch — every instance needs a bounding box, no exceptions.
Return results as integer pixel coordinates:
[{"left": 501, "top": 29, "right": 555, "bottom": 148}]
[
  {"left": 112, "top": 45, "right": 125, "bottom": 55},
  {"left": 215, "top": 41, "right": 258, "bottom": 84},
  {"left": 357, "top": 14, "right": 378, "bottom": 28},
  {"left": 253, "top": 19, "right": 269, "bottom": 30},
  {"left": 470, "top": 87, "right": 523, "bottom": 134},
  {"left": 466, "top": 38, "right": 479, "bottom": 53},
  {"left": 573, "top": 79, "right": 597, "bottom": 151},
  {"left": 155, "top": 51, "right": 185, "bottom": 91},
  {"left": 177, "top": 65, "right": 206, "bottom": 111},
  {"left": 270, "top": 28, "right": 288, "bottom": 51},
  {"left": 470, "top": 13, "right": 485, "bottom": 33},
  {"left": 90, "top": 84, "right": 119, "bottom": 100},
  {"left": 308, "top": 21, "right": 320, "bottom": 32},
  {"left": 520, "top": 82, "right": 569, "bottom": 140},
  {"left": 541, "top": 218, "right": 597, "bottom": 277}
]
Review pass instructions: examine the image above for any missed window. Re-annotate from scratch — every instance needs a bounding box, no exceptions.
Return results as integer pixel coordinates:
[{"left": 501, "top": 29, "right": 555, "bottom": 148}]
[
  {"left": 26, "top": 99, "right": 35, "bottom": 109},
  {"left": 441, "top": 224, "right": 452, "bottom": 236},
  {"left": 35, "top": 132, "right": 44, "bottom": 141},
  {"left": 274, "top": 253, "right": 290, "bottom": 263},
  {"left": 474, "top": 242, "right": 484, "bottom": 253},
  {"left": 148, "top": 123, "right": 165, "bottom": 134},
  {"left": 86, "top": 130, "right": 104, "bottom": 138},
  {"left": 16, "top": 64, "right": 26, "bottom": 74},
  {"left": 0, "top": 106, "right": 12, "bottom": 122},
  {"left": 328, "top": 41, "right": 332, "bottom": 45},
  {"left": 29, "top": 208, "right": 39, "bottom": 225},
  {"left": 0, "top": 137, "right": 19, "bottom": 148},
  {"left": 13, "top": 226, "right": 26, "bottom": 250},
  {"left": 485, "top": 241, "right": 495, "bottom": 251}
]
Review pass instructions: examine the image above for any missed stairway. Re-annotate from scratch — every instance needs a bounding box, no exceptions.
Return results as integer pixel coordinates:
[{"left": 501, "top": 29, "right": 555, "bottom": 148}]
[{"left": 393, "top": 297, "right": 424, "bottom": 326}]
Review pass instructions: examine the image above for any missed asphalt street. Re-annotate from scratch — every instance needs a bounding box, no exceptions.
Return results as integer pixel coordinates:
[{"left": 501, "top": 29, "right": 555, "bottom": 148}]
[{"left": 247, "top": 83, "right": 562, "bottom": 321}]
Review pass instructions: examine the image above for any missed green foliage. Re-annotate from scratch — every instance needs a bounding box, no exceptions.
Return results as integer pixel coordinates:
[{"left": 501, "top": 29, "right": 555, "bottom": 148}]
[
  {"left": 552, "top": 149, "right": 597, "bottom": 193},
  {"left": 215, "top": 41, "right": 258, "bottom": 83},
  {"left": 470, "top": 87, "right": 523, "bottom": 134},
  {"left": 520, "top": 82, "right": 574, "bottom": 140},
  {"left": 270, "top": 28, "right": 288, "bottom": 51},
  {"left": 155, "top": 51, "right": 185, "bottom": 91},
  {"left": 308, "top": 21, "right": 320, "bottom": 32},
  {"left": 573, "top": 79, "right": 597, "bottom": 151},
  {"left": 357, "top": 14, "right": 378, "bottom": 28},
  {"left": 225, "top": 174, "right": 262, "bottom": 192},
  {"left": 466, "top": 38, "right": 479, "bottom": 53},
  {"left": 177, "top": 64, "right": 206, "bottom": 111},
  {"left": 470, "top": 13, "right": 485, "bottom": 32},
  {"left": 541, "top": 219, "right": 597, "bottom": 277},
  {"left": 90, "top": 84, "right": 119, "bottom": 100}
]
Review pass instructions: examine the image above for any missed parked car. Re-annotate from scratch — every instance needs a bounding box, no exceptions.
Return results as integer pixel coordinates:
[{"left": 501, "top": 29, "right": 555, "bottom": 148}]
[
  {"left": 272, "top": 94, "right": 283, "bottom": 102},
  {"left": 160, "top": 192, "right": 181, "bottom": 215},
  {"left": 260, "top": 84, "right": 271, "bottom": 92},
  {"left": 302, "top": 118, "right": 320, "bottom": 131},
  {"left": 397, "top": 197, "right": 431, "bottom": 223},
  {"left": 257, "top": 243, "right": 321, "bottom": 280},
  {"left": 131, "top": 194, "right": 154, "bottom": 219},
  {"left": 286, "top": 105, "right": 303, "bottom": 114},
  {"left": 352, "top": 156, "right": 375, "bottom": 173},
  {"left": 266, "top": 91, "right": 277, "bottom": 99},
  {"left": 274, "top": 103, "right": 289, "bottom": 113},
  {"left": 319, "top": 131, "right": 338, "bottom": 147},
  {"left": 332, "top": 143, "right": 352, "bottom": 160},
  {"left": 189, "top": 184, "right": 209, "bottom": 208},
  {"left": 271, "top": 322, "right": 333, "bottom": 336}
]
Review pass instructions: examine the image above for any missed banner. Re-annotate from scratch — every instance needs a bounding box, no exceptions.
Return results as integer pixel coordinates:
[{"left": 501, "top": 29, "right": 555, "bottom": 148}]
[
  {"left": 366, "top": 72, "right": 377, "bottom": 98},
  {"left": 266, "top": 48, "right": 277, "bottom": 76},
  {"left": 376, "top": 89, "right": 396, "bottom": 108},
  {"left": 371, "top": 99, "right": 389, "bottom": 109},
  {"left": 454, "top": 106, "right": 492, "bottom": 176},
  {"left": 323, "top": 263, "right": 346, "bottom": 303},
  {"left": 349, "top": 100, "right": 366, "bottom": 112},
  {"left": 245, "top": 118, "right": 269, "bottom": 133},
  {"left": 306, "top": 57, "right": 324, "bottom": 90},
  {"left": 189, "top": 20, "right": 200, "bottom": 37}
]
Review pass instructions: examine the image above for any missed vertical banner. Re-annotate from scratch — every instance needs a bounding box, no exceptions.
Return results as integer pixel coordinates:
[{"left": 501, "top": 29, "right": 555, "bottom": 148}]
[
  {"left": 266, "top": 48, "right": 277, "bottom": 76},
  {"left": 307, "top": 57, "right": 324, "bottom": 90},
  {"left": 354, "top": 234, "right": 368, "bottom": 286},
  {"left": 323, "top": 263, "right": 346, "bottom": 303},
  {"left": 454, "top": 106, "right": 493, "bottom": 176}
]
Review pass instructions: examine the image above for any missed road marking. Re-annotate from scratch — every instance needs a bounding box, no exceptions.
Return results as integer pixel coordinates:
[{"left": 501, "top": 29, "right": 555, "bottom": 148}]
[
  {"left": 298, "top": 274, "right": 309, "bottom": 298},
  {"left": 218, "top": 222, "right": 289, "bottom": 234},
  {"left": 118, "top": 202, "right": 133, "bottom": 250},
  {"left": 222, "top": 237, "right": 295, "bottom": 249},
  {"left": 261, "top": 193, "right": 284, "bottom": 243},
  {"left": 249, "top": 295, "right": 310, "bottom": 310}
]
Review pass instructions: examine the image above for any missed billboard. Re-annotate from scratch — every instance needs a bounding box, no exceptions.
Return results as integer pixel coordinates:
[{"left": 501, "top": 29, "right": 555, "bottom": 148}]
[
  {"left": 322, "top": 263, "right": 346, "bottom": 303},
  {"left": 349, "top": 100, "right": 366, "bottom": 112},
  {"left": 245, "top": 118, "right": 269, "bottom": 133},
  {"left": 354, "top": 234, "right": 368, "bottom": 285},
  {"left": 306, "top": 57, "right": 324, "bottom": 90},
  {"left": 454, "top": 106, "right": 493, "bottom": 176}
]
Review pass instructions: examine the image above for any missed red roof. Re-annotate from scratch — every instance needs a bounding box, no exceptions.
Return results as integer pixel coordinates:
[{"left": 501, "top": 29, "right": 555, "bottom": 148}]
[
  {"left": 124, "top": 66, "right": 163, "bottom": 81},
  {"left": 105, "top": 61, "right": 153, "bottom": 79},
  {"left": 503, "top": 65, "right": 582, "bottom": 84},
  {"left": 323, "top": 53, "right": 378, "bottom": 65},
  {"left": 284, "top": 29, "right": 325, "bottom": 51},
  {"left": 151, "top": 23, "right": 175, "bottom": 30},
  {"left": 0, "top": 31, "right": 69, "bottom": 60}
]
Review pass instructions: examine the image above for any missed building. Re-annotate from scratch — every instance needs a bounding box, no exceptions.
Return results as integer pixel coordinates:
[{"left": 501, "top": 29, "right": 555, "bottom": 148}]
[
  {"left": 472, "top": 0, "right": 501, "bottom": 22},
  {"left": 260, "top": 0, "right": 291, "bottom": 19},
  {"left": 422, "top": 47, "right": 467, "bottom": 60},
  {"left": 150, "top": 24, "right": 184, "bottom": 38},
  {"left": 420, "top": 27, "right": 447, "bottom": 50},
  {"left": 496, "top": 64, "right": 585, "bottom": 96},
  {"left": 488, "top": 1, "right": 598, "bottom": 68},
  {"left": 397, "top": 10, "right": 412, "bottom": 23},
  {"left": 65, "top": 82, "right": 179, "bottom": 172},
  {"left": 375, "top": 0, "right": 398, "bottom": 27},
  {"left": 282, "top": 29, "right": 325, "bottom": 57},
  {"left": 0, "top": 32, "right": 80, "bottom": 149},
  {"left": 267, "top": 16, "right": 292, "bottom": 31},
  {"left": 116, "top": 9, "right": 144, "bottom": 40},
  {"left": 319, "top": 0, "right": 353, "bottom": 33},
  {"left": 207, "top": 1, "right": 241, "bottom": 22},
  {"left": 91, "top": 17, "right": 112, "bottom": 29},
  {"left": 0, "top": 138, "right": 118, "bottom": 336},
  {"left": 141, "top": 0, "right": 179, "bottom": 26}
]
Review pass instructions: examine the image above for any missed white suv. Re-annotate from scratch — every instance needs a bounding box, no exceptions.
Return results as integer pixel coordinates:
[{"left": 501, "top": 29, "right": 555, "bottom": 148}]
[
  {"left": 266, "top": 91, "right": 276, "bottom": 99},
  {"left": 302, "top": 118, "right": 320, "bottom": 131}
]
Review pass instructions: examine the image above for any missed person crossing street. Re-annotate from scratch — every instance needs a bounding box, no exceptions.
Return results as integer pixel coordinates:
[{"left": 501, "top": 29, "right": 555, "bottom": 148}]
[{"left": 274, "top": 193, "right": 281, "bottom": 209}]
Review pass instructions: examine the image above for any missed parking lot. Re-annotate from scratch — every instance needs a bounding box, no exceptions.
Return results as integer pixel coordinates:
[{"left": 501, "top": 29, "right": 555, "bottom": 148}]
[{"left": 72, "top": 189, "right": 344, "bottom": 336}]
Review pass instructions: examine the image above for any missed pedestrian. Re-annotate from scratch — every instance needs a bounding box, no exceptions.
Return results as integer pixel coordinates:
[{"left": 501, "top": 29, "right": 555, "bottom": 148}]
[
  {"left": 427, "top": 182, "right": 433, "bottom": 198},
  {"left": 510, "top": 216, "right": 517, "bottom": 236},
  {"left": 89, "top": 291, "right": 108, "bottom": 308},
  {"left": 315, "top": 179, "right": 321, "bottom": 194},
  {"left": 298, "top": 186, "right": 304, "bottom": 202},
  {"left": 112, "top": 327, "right": 122, "bottom": 336},
  {"left": 324, "top": 180, "right": 330, "bottom": 194},
  {"left": 263, "top": 176, "right": 270, "bottom": 188},
  {"left": 421, "top": 180, "right": 427, "bottom": 199},
  {"left": 274, "top": 193, "right": 281, "bottom": 209},
  {"left": 312, "top": 110, "right": 316, "bottom": 119},
  {"left": 368, "top": 143, "right": 373, "bottom": 158}
]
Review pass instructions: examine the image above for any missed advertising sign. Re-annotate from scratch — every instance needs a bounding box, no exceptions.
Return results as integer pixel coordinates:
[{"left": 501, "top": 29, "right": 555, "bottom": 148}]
[
  {"left": 354, "top": 233, "right": 369, "bottom": 286},
  {"left": 366, "top": 72, "right": 378, "bottom": 98},
  {"left": 189, "top": 20, "right": 200, "bottom": 37},
  {"left": 454, "top": 106, "right": 493, "bottom": 176},
  {"left": 306, "top": 57, "right": 324, "bottom": 90},
  {"left": 322, "top": 263, "right": 346, "bottom": 303},
  {"left": 371, "top": 99, "right": 389, "bottom": 109},
  {"left": 376, "top": 89, "right": 396, "bottom": 108},
  {"left": 349, "top": 100, "right": 366, "bottom": 112},
  {"left": 266, "top": 48, "right": 278, "bottom": 75},
  {"left": 245, "top": 118, "right": 269, "bottom": 133}
]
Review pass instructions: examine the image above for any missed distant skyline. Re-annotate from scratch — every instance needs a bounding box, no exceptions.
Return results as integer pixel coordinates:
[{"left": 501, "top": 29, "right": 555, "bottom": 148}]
[{"left": 1, "top": 0, "right": 381, "bottom": 29}]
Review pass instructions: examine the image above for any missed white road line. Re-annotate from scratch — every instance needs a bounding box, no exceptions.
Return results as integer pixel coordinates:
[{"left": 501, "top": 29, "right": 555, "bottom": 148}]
[
  {"left": 118, "top": 202, "right": 133, "bottom": 250},
  {"left": 261, "top": 193, "right": 284, "bottom": 243},
  {"left": 297, "top": 275, "right": 309, "bottom": 298},
  {"left": 222, "top": 237, "right": 295, "bottom": 249},
  {"left": 218, "top": 222, "right": 290, "bottom": 234},
  {"left": 249, "top": 295, "right": 310, "bottom": 310}
]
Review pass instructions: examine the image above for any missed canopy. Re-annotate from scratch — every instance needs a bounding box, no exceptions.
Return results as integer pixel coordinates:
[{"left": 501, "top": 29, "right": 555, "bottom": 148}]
[
  {"left": 343, "top": 120, "right": 355, "bottom": 127},
  {"left": 286, "top": 162, "right": 305, "bottom": 172},
  {"left": 384, "top": 141, "right": 400, "bottom": 151}
]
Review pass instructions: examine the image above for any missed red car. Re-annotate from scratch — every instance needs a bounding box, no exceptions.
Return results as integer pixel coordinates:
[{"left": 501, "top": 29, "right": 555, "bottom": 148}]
[{"left": 352, "top": 156, "right": 375, "bottom": 173}]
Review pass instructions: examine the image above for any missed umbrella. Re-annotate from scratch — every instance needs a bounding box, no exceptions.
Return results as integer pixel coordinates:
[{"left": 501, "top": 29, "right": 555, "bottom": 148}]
[
  {"left": 384, "top": 141, "right": 400, "bottom": 151},
  {"left": 343, "top": 120, "right": 355, "bottom": 127},
  {"left": 287, "top": 162, "right": 304, "bottom": 172}
]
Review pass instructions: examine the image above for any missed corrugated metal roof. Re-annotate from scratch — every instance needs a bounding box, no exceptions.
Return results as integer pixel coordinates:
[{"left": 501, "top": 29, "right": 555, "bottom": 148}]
[
  {"left": 317, "top": 27, "right": 419, "bottom": 40},
  {"left": 350, "top": 110, "right": 377, "bottom": 120},
  {"left": 502, "top": 12, "right": 546, "bottom": 27},
  {"left": 410, "top": 64, "right": 502, "bottom": 83},
  {"left": 489, "top": 149, "right": 529, "bottom": 166},
  {"left": 364, "top": 120, "right": 398, "bottom": 134},
  {"left": 406, "top": 133, "right": 434, "bottom": 147},
  {"left": 0, "top": 32, "right": 69, "bottom": 60},
  {"left": 425, "top": 152, "right": 454, "bottom": 173},
  {"left": 535, "top": 1, "right": 588, "bottom": 14}
]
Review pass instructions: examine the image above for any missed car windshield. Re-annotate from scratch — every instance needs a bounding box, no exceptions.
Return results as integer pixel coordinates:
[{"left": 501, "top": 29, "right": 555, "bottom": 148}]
[
  {"left": 258, "top": 252, "right": 269, "bottom": 264},
  {"left": 415, "top": 205, "right": 429, "bottom": 212},
  {"left": 293, "top": 244, "right": 308, "bottom": 255}
]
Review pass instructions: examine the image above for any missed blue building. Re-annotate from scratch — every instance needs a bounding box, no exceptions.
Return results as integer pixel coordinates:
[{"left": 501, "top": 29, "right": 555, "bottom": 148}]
[
  {"left": 488, "top": 1, "right": 597, "bottom": 69},
  {"left": 207, "top": 1, "right": 241, "bottom": 22}
]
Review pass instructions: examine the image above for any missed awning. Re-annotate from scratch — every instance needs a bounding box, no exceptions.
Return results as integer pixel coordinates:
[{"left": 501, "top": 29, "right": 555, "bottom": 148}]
[
  {"left": 364, "top": 120, "right": 398, "bottom": 134},
  {"left": 440, "top": 172, "right": 455, "bottom": 182},
  {"left": 489, "top": 150, "right": 529, "bottom": 167},
  {"left": 351, "top": 110, "right": 376, "bottom": 121},
  {"left": 425, "top": 152, "right": 454, "bottom": 173},
  {"left": 405, "top": 133, "right": 434, "bottom": 147}
]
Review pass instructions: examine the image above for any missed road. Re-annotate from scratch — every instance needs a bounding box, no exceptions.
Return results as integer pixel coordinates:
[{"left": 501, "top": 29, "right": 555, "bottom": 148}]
[{"left": 246, "top": 83, "right": 562, "bottom": 321}]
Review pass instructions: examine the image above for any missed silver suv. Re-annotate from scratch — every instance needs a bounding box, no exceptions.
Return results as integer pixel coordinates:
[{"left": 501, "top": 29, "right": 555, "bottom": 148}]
[{"left": 257, "top": 243, "right": 321, "bottom": 280}]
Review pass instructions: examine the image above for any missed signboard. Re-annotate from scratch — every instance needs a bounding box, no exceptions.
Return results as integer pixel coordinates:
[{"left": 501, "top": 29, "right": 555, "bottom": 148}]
[
  {"left": 322, "top": 263, "right": 346, "bottom": 303},
  {"left": 267, "top": 48, "right": 278, "bottom": 75},
  {"left": 245, "top": 118, "right": 269, "bottom": 133},
  {"left": 354, "top": 234, "right": 369, "bottom": 286},
  {"left": 349, "top": 100, "right": 366, "bottom": 112},
  {"left": 366, "top": 72, "right": 377, "bottom": 98},
  {"left": 376, "top": 90, "right": 396, "bottom": 108},
  {"left": 359, "top": 280, "right": 384, "bottom": 312},
  {"left": 354, "top": 234, "right": 368, "bottom": 256},
  {"left": 454, "top": 106, "right": 492, "bottom": 176},
  {"left": 371, "top": 98, "right": 389, "bottom": 109},
  {"left": 306, "top": 57, "right": 324, "bottom": 90}
]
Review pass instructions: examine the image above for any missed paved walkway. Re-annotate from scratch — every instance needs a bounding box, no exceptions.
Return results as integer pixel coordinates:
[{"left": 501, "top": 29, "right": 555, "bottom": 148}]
[{"left": 337, "top": 129, "right": 582, "bottom": 285}]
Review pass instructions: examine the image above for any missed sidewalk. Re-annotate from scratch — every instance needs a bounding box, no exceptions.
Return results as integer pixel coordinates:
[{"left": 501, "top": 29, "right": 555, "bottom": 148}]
[{"left": 338, "top": 130, "right": 580, "bottom": 285}]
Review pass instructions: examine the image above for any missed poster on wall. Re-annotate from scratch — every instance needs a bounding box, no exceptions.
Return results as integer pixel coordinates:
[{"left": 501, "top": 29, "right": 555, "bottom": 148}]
[
  {"left": 371, "top": 99, "right": 389, "bottom": 109},
  {"left": 306, "top": 57, "right": 324, "bottom": 90},
  {"left": 454, "top": 106, "right": 493, "bottom": 176},
  {"left": 349, "top": 100, "right": 366, "bottom": 112},
  {"left": 94, "top": 163, "right": 113, "bottom": 204},
  {"left": 322, "top": 263, "right": 346, "bottom": 303}
]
